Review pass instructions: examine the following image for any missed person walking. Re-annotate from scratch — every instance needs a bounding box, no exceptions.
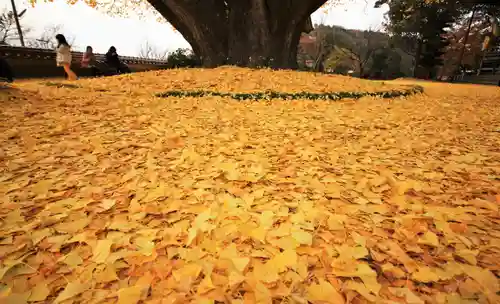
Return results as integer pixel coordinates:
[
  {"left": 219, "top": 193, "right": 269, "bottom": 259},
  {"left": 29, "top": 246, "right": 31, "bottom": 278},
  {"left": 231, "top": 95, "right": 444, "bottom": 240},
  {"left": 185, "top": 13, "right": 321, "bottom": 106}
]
[{"left": 55, "top": 34, "right": 77, "bottom": 81}]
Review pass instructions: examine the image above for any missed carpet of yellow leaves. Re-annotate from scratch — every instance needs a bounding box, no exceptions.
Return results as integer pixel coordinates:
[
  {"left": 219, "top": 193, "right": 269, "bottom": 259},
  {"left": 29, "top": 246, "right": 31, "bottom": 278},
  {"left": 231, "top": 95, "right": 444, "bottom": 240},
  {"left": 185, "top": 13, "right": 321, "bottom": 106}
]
[
  {"left": 73, "top": 66, "right": 409, "bottom": 94},
  {"left": 0, "top": 68, "right": 499, "bottom": 304}
]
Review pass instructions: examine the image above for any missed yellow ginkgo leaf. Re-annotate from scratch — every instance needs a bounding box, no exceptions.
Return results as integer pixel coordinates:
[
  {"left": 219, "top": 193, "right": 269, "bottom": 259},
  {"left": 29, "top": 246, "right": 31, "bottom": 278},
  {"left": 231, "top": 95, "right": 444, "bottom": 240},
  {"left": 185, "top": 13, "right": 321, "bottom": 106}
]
[
  {"left": 53, "top": 281, "right": 90, "bottom": 304},
  {"left": 117, "top": 285, "right": 143, "bottom": 304},
  {"left": 291, "top": 229, "right": 313, "bottom": 246},
  {"left": 417, "top": 231, "right": 439, "bottom": 247},
  {"left": 98, "top": 199, "right": 116, "bottom": 212},
  {"left": 186, "top": 227, "right": 198, "bottom": 246},
  {"left": 253, "top": 261, "right": 279, "bottom": 284},
  {"left": 95, "top": 265, "right": 119, "bottom": 283},
  {"left": 307, "top": 279, "right": 345, "bottom": 304},
  {"left": 28, "top": 283, "right": 50, "bottom": 302},
  {"left": 250, "top": 226, "right": 267, "bottom": 243},
  {"left": 92, "top": 240, "right": 113, "bottom": 264},
  {"left": 59, "top": 251, "right": 83, "bottom": 267},
  {"left": 32, "top": 179, "right": 52, "bottom": 195},
  {"left": 258, "top": 210, "right": 275, "bottom": 228},
  {"left": 135, "top": 237, "right": 155, "bottom": 256},
  {"left": 54, "top": 218, "right": 91, "bottom": 234},
  {"left": 228, "top": 271, "right": 246, "bottom": 287},
  {"left": 173, "top": 263, "right": 203, "bottom": 282},
  {"left": 269, "top": 249, "right": 297, "bottom": 273},
  {"left": 412, "top": 267, "right": 440, "bottom": 283},
  {"left": 231, "top": 257, "right": 249, "bottom": 273},
  {"left": 454, "top": 249, "right": 478, "bottom": 265},
  {"left": 197, "top": 276, "right": 215, "bottom": 294},
  {"left": 389, "top": 287, "right": 424, "bottom": 304},
  {"left": 254, "top": 282, "right": 272, "bottom": 303}
]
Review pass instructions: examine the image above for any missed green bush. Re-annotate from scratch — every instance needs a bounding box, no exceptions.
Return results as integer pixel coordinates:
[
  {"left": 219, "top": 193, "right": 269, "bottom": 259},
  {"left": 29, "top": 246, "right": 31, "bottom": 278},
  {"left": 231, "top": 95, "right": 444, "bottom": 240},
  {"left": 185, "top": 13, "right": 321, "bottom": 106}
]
[
  {"left": 166, "top": 49, "right": 201, "bottom": 68},
  {"left": 156, "top": 86, "right": 423, "bottom": 101}
]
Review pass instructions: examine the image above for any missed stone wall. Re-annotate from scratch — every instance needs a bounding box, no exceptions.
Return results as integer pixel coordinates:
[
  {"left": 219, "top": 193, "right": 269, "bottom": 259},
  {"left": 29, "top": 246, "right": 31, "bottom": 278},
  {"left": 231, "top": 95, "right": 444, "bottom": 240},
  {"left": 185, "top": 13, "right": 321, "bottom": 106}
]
[{"left": 0, "top": 46, "right": 169, "bottom": 79}]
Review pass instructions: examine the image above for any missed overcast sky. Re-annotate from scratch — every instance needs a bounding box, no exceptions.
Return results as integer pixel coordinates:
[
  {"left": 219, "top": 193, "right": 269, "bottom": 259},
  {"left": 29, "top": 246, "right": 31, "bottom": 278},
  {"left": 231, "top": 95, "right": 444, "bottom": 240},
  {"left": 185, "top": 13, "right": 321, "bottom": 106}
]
[{"left": 2, "top": 0, "right": 388, "bottom": 57}]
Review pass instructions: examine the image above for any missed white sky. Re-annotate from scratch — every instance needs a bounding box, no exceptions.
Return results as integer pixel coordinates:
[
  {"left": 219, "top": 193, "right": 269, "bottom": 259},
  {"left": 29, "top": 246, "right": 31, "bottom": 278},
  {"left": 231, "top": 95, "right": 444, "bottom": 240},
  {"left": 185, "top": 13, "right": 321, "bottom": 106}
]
[{"left": 1, "top": 0, "right": 387, "bottom": 57}]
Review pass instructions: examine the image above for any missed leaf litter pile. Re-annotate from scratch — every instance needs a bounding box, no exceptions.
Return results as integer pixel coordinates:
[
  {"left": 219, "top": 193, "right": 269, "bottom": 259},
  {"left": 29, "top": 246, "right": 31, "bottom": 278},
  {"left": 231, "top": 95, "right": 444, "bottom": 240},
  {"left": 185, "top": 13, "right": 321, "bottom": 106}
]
[{"left": 0, "top": 68, "right": 499, "bottom": 304}]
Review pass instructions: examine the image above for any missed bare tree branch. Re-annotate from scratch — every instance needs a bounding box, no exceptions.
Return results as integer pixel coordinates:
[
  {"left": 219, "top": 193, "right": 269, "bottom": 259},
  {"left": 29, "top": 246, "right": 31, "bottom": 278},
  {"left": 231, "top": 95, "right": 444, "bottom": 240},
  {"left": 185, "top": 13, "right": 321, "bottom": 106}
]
[
  {"left": 0, "top": 8, "right": 30, "bottom": 45},
  {"left": 26, "top": 24, "right": 76, "bottom": 50},
  {"left": 138, "top": 40, "right": 168, "bottom": 59}
]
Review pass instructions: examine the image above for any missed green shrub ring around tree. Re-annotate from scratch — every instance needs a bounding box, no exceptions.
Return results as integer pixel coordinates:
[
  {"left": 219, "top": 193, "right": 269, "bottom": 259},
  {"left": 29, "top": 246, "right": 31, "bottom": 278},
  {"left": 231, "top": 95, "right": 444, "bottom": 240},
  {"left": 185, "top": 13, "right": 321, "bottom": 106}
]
[
  {"left": 41, "top": 81, "right": 423, "bottom": 101},
  {"left": 156, "top": 85, "right": 423, "bottom": 101}
]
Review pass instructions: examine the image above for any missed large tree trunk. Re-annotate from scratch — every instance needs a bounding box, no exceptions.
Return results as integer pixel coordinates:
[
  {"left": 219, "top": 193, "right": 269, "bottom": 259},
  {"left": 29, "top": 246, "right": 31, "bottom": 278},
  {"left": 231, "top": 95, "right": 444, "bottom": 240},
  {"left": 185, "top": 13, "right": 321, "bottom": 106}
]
[
  {"left": 413, "top": 38, "right": 422, "bottom": 78},
  {"left": 356, "top": 57, "right": 366, "bottom": 77},
  {"left": 147, "top": 0, "right": 328, "bottom": 69},
  {"left": 148, "top": 0, "right": 228, "bottom": 67}
]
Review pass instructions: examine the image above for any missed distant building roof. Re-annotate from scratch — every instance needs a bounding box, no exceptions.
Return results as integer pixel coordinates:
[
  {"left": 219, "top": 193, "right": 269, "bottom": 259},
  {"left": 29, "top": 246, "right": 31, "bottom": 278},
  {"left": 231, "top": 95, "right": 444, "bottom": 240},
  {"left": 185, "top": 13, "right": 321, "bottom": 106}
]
[{"left": 299, "top": 35, "right": 316, "bottom": 45}]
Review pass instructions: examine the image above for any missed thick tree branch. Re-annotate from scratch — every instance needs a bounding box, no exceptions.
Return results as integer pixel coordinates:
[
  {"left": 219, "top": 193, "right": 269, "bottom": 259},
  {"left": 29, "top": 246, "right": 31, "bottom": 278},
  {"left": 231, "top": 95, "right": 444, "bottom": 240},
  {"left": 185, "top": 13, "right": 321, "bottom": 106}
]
[
  {"left": 148, "top": 0, "right": 228, "bottom": 66},
  {"left": 266, "top": 0, "right": 327, "bottom": 34}
]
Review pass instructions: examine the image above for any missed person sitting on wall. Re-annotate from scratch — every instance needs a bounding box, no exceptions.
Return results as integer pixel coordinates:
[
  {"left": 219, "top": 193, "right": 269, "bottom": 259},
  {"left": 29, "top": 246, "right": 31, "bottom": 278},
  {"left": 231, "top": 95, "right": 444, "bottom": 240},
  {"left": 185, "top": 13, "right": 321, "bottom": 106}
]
[
  {"left": 81, "top": 45, "right": 101, "bottom": 77},
  {"left": 0, "top": 56, "right": 14, "bottom": 83},
  {"left": 105, "top": 46, "right": 131, "bottom": 74}
]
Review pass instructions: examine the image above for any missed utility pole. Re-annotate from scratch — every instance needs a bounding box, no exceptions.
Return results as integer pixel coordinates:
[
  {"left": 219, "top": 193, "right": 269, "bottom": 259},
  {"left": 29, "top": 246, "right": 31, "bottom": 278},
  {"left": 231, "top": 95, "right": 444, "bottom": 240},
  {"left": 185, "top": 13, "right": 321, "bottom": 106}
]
[{"left": 10, "top": 0, "right": 25, "bottom": 46}]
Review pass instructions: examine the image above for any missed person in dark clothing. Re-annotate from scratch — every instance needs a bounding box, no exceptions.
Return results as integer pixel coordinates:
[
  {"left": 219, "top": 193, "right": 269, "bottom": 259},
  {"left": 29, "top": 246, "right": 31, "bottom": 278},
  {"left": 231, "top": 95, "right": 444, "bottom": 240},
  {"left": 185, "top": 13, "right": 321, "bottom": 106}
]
[
  {"left": 0, "top": 56, "right": 14, "bottom": 83},
  {"left": 105, "top": 46, "right": 130, "bottom": 74},
  {"left": 105, "top": 46, "right": 120, "bottom": 69}
]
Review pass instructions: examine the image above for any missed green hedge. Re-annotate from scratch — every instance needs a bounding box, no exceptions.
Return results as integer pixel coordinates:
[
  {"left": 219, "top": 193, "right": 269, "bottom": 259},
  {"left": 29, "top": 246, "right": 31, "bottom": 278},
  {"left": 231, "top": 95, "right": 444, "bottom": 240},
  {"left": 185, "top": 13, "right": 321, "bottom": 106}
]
[
  {"left": 43, "top": 82, "right": 81, "bottom": 89},
  {"left": 156, "top": 85, "right": 423, "bottom": 101}
]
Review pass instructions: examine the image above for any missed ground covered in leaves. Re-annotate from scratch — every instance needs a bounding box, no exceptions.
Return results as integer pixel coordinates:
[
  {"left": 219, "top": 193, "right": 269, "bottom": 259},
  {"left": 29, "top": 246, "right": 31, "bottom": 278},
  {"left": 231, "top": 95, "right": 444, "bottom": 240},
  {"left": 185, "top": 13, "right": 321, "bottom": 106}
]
[
  {"left": 58, "top": 67, "right": 411, "bottom": 94},
  {"left": 0, "top": 68, "right": 499, "bottom": 304}
]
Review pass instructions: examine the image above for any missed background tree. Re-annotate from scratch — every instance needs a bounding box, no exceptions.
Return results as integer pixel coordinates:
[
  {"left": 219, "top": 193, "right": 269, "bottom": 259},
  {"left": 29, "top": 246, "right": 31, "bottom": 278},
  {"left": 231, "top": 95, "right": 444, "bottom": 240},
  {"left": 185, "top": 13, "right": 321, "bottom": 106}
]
[
  {"left": 418, "top": 4, "right": 457, "bottom": 78},
  {"left": 369, "top": 47, "right": 405, "bottom": 78},
  {"left": 0, "top": 8, "right": 29, "bottom": 45},
  {"left": 165, "top": 48, "right": 200, "bottom": 68},
  {"left": 332, "top": 27, "right": 387, "bottom": 77},
  {"left": 296, "top": 14, "right": 331, "bottom": 72},
  {"left": 300, "top": 23, "right": 411, "bottom": 78},
  {"left": 138, "top": 41, "right": 199, "bottom": 67},
  {"left": 26, "top": 24, "right": 77, "bottom": 50},
  {"left": 324, "top": 47, "right": 354, "bottom": 74},
  {"left": 309, "top": 24, "right": 335, "bottom": 72},
  {"left": 378, "top": 0, "right": 462, "bottom": 78},
  {"left": 443, "top": 4, "right": 500, "bottom": 74},
  {"left": 378, "top": 0, "right": 500, "bottom": 78},
  {"left": 138, "top": 41, "right": 168, "bottom": 60}
]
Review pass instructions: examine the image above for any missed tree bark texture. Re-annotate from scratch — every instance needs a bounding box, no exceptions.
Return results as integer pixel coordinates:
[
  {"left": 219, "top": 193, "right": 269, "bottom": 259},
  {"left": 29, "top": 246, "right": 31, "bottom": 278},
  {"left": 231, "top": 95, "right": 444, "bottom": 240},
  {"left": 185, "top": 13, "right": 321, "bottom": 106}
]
[
  {"left": 413, "top": 38, "right": 422, "bottom": 78},
  {"left": 147, "top": 0, "right": 328, "bottom": 68}
]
